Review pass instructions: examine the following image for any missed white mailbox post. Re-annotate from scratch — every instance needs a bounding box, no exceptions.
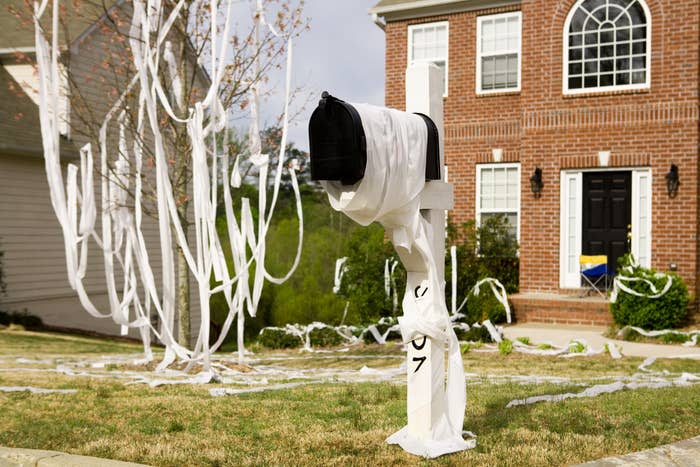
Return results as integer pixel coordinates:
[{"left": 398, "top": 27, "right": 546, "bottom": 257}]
[
  {"left": 308, "top": 62, "right": 472, "bottom": 458},
  {"left": 399, "top": 63, "right": 454, "bottom": 442}
]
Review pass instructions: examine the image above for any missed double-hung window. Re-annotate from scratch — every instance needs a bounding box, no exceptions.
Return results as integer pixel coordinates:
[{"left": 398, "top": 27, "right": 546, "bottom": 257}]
[
  {"left": 408, "top": 21, "right": 449, "bottom": 96},
  {"left": 476, "top": 163, "right": 521, "bottom": 240},
  {"left": 476, "top": 12, "right": 522, "bottom": 94}
]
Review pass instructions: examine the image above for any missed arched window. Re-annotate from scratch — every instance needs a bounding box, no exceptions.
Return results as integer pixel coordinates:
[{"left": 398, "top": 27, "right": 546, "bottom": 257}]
[{"left": 564, "top": 0, "right": 651, "bottom": 93}]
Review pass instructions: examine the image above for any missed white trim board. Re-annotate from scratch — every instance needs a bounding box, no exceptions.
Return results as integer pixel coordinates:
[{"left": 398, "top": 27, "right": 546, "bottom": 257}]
[
  {"left": 371, "top": 0, "right": 521, "bottom": 22},
  {"left": 559, "top": 167, "right": 652, "bottom": 289}
]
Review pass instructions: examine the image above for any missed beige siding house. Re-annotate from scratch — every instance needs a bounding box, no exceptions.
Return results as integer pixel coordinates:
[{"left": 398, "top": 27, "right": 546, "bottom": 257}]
[{"left": 0, "top": 1, "right": 201, "bottom": 340}]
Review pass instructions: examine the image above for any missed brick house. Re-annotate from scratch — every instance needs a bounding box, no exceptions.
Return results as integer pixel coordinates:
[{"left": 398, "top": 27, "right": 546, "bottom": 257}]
[
  {"left": 370, "top": 0, "right": 699, "bottom": 324},
  {"left": 0, "top": 1, "right": 201, "bottom": 338}
]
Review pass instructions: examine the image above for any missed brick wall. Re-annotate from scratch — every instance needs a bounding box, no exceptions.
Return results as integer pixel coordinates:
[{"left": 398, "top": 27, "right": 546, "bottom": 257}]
[{"left": 384, "top": 0, "right": 700, "bottom": 301}]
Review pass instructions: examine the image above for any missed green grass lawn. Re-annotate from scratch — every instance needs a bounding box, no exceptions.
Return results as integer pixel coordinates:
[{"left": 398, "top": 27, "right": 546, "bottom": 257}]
[{"left": 1, "top": 329, "right": 699, "bottom": 466}]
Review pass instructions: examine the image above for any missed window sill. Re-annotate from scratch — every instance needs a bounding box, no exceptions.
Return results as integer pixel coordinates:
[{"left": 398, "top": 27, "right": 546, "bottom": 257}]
[
  {"left": 476, "top": 90, "right": 521, "bottom": 98},
  {"left": 562, "top": 87, "right": 651, "bottom": 99}
]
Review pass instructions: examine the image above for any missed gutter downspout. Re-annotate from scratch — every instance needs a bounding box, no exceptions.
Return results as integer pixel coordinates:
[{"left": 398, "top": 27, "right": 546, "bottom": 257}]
[{"left": 372, "top": 13, "right": 386, "bottom": 31}]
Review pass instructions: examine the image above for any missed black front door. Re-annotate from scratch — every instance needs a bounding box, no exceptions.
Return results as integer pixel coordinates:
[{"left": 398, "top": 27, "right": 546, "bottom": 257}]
[{"left": 582, "top": 171, "right": 631, "bottom": 275}]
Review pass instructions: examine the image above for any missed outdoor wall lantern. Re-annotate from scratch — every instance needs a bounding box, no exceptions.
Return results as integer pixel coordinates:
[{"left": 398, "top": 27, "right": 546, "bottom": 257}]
[
  {"left": 665, "top": 164, "right": 679, "bottom": 198},
  {"left": 530, "top": 167, "right": 543, "bottom": 197}
]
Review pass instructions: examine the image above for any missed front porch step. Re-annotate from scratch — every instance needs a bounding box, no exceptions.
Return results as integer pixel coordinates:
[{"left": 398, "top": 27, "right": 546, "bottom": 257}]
[{"left": 510, "top": 293, "right": 612, "bottom": 326}]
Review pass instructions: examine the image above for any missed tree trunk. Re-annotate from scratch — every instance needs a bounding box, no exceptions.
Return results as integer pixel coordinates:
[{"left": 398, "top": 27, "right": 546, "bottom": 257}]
[
  {"left": 174, "top": 39, "right": 191, "bottom": 349},
  {"left": 176, "top": 239, "right": 190, "bottom": 348}
]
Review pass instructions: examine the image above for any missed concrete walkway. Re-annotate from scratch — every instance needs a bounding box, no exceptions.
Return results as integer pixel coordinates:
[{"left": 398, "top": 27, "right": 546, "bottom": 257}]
[
  {"left": 575, "top": 435, "right": 700, "bottom": 466},
  {"left": 0, "top": 447, "right": 151, "bottom": 467},
  {"left": 503, "top": 323, "right": 700, "bottom": 358}
]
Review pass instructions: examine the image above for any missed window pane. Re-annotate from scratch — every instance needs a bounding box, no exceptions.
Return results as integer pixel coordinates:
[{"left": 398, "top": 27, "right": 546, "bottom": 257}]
[
  {"left": 495, "top": 55, "right": 507, "bottom": 74},
  {"left": 437, "top": 27, "right": 447, "bottom": 56},
  {"left": 616, "top": 27, "right": 630, "bottom": 41},
  {"left": 483, "top": 56, "right": 495, "bottom": 74},
  {"left": 569, "top": 62, "right": 583, "bottom": 75},
  {"left": 585, "top": 75, "right": 598, "bottom": 87},
  {"left": 629, "top": 2, "right": 645, "bottom": 24},
  {"left": 585, "top": 19, "right": 598, "bottom": 31},
  {"left": 507, "top": 72, "right": 518, "bottom": 87},
  {"left": 592, "top": 7, "right": 606, "bottom": 23},
  {"left": 570, "top": 9, "right": 588, "bottom": 32},
  {"left": 600, "top": 45, "right": 614, "bottom": 58},
  {"left": 632, "top": 40, "right": 646, "bottom": 54},
  {"left": 507, "top": 15, "right": 519, "bottom": 34},
  {"left": 494, "top": 73, "right": 507, "bottom": 88},
  {"left": 616, "top": 72, "right": 630, "bottom": 85},
  {"left": 616, "top": 43, "right": 630, "bottom": 56},
  {"left": 570, "top": 48, "right": 583, "bottom": 60},
  {"left": 632, "top": 56, "right": 645, "bottom": 69},
  {"left": 632, "top": 26, "right": 646, "bottom": 40},
  {"left": 495, "top": 17, "right": 507, "bottom": 39},
  {"left": 570, "top": 33, "right": 583, "bottom": 46},
  {"left": 615, "top": 13, "right": 630, "bottom": 28},
  {"left": 631, "top": 70, "right": 646, "bottom": 83},
  {"left": 569, "top": 76, "right": 583, "bottom": 88},
  {"left": 507, "top": 55, "right": 518, "bottom": 74},
  {"left": 482, "top": 20, "right": 495, "bottom": 53},
  {"left": 600, "top": 29, "right": 614, "bottom": 43},
  {"left": 600, "top": 73, "right": 614, "bottom": 86},
  {"left": 616, "top": 57, "right": 630, "bottom": 70},
  {"left": 600, "top": 59, "right": 614, "bottom": 73}
]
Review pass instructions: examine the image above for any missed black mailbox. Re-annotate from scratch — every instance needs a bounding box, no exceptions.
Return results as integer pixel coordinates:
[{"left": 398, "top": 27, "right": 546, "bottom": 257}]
[{"left": 309, "top": 92, "right": 440, "bottom": 185}]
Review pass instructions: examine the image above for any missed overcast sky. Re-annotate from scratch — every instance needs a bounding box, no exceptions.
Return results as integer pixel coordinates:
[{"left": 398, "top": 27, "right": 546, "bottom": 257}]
[{"left": 256, "top": 0, "right": 386, "bottom": 151}]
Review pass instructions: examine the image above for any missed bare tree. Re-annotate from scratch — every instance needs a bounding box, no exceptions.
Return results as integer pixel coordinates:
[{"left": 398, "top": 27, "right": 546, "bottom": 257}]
[{"left": 14, "top": 0, "right": 307, "bottom": 346}]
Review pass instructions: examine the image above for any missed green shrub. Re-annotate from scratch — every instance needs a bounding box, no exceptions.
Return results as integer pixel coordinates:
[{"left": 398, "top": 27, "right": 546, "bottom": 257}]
[
  {"left": 610, "top": 255, "right": 690, "bottom": 330},
  {"left": 498, "top": 339, "right": 513, "bottom": 355},
  {"left": 338, "top": 225, "right": 405, "bottom": 325},
  {"left": 308, "top": 326, "right": 344, "bottom": 347},
  {"left": 660, "top": 333, "right": 690, "bottom": 344},
  {"left": 446, "top": 216, "right": 518, "bottom": 325},
  {"left": 257, "top": 328, "right": 302, "bottom": 349},
  {"left": 454, "top": 324, "right": 494, "bottom": 343},
  {"left": 0, "top": 310, "right": 43, "bottom": 329},
  {"left": 463, "top": 288, "right": 509, "bottom": 325}
]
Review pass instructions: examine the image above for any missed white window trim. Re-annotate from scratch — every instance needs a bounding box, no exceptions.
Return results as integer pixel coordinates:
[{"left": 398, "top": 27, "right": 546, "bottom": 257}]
[
  {"left": 475, "top": 162, "right": 521, "bottom": 241},
  {"left": 476, "top": 11, "right": 522, "bottom": 95},
  {"left": 562, "top": 0, "right": 652, "bottom": 96},
  {"left": 559, "top": 167, "right": 652, "bottom": 289},
  {"left": 407, "top": 21, "right": 449, "bottom": 97}
]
